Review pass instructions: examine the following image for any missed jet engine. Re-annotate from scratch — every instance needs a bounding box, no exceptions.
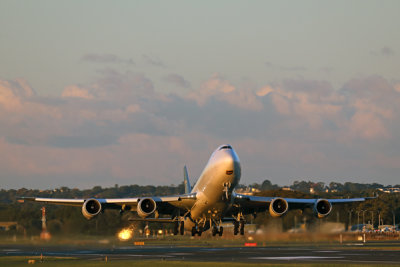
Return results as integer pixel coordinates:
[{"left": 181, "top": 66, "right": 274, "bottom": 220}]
[
  {"left": 313, "top": 199, "right": 332, "bottom": 218},
  {"left": 269, "top": 197, "right": 289, "bottom": 217},
  {"left": 82, "top": 198, "right": 102, "bottom": 220},
  {"left": 137, "top": 198, "right": 157, "bottom": 218}
]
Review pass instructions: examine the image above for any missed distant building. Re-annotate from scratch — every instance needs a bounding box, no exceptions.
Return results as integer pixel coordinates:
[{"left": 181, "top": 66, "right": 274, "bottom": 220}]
[
  {"left": 236, "top": 187, "right": 261, "bottom": 195},
  {"left": 0, "top": 222, "right": 17, "bottom": 231},
  {"left": 377, "top": 187, "right": 400, "bottom": 193}
]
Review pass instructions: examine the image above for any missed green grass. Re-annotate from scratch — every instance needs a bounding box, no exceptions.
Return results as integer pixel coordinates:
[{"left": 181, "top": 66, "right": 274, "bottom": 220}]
[{"left": 1, "top": 257, "right": 399, "bottom": 267}]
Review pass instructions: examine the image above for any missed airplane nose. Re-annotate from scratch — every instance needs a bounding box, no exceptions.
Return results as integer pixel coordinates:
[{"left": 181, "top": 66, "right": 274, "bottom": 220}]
[
  {"left": 216, "top": 148, "right": 240, "bottom": 175},
  {"left": 218, "top": 149, "right": 237, "bottom": 163}
]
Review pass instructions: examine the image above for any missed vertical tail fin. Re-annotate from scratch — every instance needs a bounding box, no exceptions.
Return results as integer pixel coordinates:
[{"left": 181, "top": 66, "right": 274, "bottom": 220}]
[{"left": 183, "top": 165, "right": 191, "bottom": 194}]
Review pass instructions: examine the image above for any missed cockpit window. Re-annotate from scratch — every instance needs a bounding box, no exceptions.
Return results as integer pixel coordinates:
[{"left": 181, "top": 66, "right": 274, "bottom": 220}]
[{"left": 219, "top": 145, "right": 232, "bottom": 150}]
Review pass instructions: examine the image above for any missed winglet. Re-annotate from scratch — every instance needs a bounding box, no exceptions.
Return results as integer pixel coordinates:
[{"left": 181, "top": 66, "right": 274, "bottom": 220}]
[{"left": 183, "top": 165, "right": 191, "bottom": 194}]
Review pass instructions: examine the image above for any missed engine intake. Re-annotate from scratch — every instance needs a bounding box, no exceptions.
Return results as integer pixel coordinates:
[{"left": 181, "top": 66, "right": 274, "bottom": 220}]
[
  {"left": 269, "top": 197, "right": 288, "bottom": 217},
  {"left": 314, "top": 199, "right": 332, "bottom": 218},
  {"left": 82, "top": 198, "right": 102, "bottom": 220},
  {"left": 137, "top": 198, "right": 157, "bottom": 218}
]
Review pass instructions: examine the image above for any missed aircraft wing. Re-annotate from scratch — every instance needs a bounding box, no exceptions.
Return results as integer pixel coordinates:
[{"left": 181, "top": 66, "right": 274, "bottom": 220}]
[
  {"left": 19, "top": 197, "right": 86, "bottom": 206},
  {"left": 18, "top": 193, "right": 197, "bottom": 215},
  {"left": 233, "top": 193, "right": 373, "bottom": 214}
]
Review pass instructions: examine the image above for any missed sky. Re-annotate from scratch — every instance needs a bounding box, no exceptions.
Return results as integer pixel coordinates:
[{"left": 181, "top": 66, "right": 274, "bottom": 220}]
[{"left": 0, "top": 1, "right": 400, "bottom": 189}]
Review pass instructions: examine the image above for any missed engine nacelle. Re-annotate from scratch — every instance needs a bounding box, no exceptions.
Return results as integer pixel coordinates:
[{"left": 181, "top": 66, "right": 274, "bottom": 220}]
[
  {"left": 137, "top": 198, "right": 157, "bottom": 218},
  {"left": 313, "top": 199, "right": 332, "bottom": 218},
  {"left": 269, "top": 197, "right": 289, "bottom": 217},
  {"left": 82, "top": 198, "right": 102, "bottom": 220}
]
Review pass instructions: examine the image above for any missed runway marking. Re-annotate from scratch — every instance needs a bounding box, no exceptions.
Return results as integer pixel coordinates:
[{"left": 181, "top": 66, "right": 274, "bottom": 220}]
[
  {"left": 73, "top": 250, "right": 97, "bottom": 254},
  {"left": 2, "top": 249, "right": 21, "bottom": 252},
  {"left": 345, "top": 243, "right": 365, "bottom": 246},
  {"left": 123, "top": 254, "right": 146, "bottom": 257},
  {"left": 250, "top": 256, "right": 344, "bottom": 260},
  {"left": 313, "top": 250, "right": 339, "bottom": 253},
  {"left": 123, "top": 254, "right": 174, "bottom": 258},
  {"left": 340, "top": 253, "right": 365, "bottom": 256},
  {"left": 50, "top": 253, "right": 101, "bottom": 256},
  {"left": 168, "top": 253, "right": 193, "bottom": 256}
]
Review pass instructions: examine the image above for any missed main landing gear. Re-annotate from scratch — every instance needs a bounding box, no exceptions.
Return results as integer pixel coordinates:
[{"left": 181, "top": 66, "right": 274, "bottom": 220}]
[
  {"left": 173, "top": 221, "right": 184, "bottom": 235},
  {"left": 212, "top": 226, "right": 223, "bottom": 236},
  {"left": 233, "top": 220, "right": 245, "bottom": 235},
  {"left": 191, "top": 226, "right": 203, "bottom": 236}
]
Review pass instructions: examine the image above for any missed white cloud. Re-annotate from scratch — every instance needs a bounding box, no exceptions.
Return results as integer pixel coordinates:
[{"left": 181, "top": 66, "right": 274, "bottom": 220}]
[
  {"left": 188, "top": 73, "right": 263, "bottom": 111},
  {"left": 62, "top": 85, "right": 94, "bottom": 99},
  {"left": 256, "top": 86, "right": 274, "bottom": 97}
]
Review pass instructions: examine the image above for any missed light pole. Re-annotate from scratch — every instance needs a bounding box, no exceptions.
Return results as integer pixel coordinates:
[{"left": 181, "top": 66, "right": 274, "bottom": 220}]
[
  {"left": 378, "top": 211, "right": 381, "bottom": 228},
  {"left": 357, "top": 211, "right": 360, "bottom": 232},
  {"left": 370, "top": 211, "right": 374, "bottom": 229},
  {"left": 362, "top": 210, "right": 366, "bottom": 226},
  {"left": 392, "top": 210, "right": 396, "bottom": 228}
]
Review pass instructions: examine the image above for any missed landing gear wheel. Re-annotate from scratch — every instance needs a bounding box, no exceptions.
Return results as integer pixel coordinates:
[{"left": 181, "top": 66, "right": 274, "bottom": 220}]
[
  {"left": 233, "top": 221, "right": 239, "bottom": 235},
  {"left": 173, "top": 221, "right": 179, "bottom": 235},
  {"left": 191, "top": 227, "right": 196, "bottom": 236},
  {"left": 240, "top": 221, "right": 245, "bottom": 235},
  {"left": 197, "top": 227, "right": 203, "bottom": 236},
  {"left": 218, "top": 226, "right": 223, "bottom": 236},
  {"left": 212, "top": 226, "right": 218, "bottom": 236},
  {"left": 179, "top": 221, "right": 184, "bottom": 235}
]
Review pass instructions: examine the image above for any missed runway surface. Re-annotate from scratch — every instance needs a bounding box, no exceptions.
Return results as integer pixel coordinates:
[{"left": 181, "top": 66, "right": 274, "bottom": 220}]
[{"left": 1, "top": 243, "right": 400, "bottom": 264}]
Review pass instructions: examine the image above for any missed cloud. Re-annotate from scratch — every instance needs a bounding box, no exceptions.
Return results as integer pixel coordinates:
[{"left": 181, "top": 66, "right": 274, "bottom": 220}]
[
  {"left": 187, "top": 73, "right": 263, "bottom": 111},
  {"left": 380, "top": 46, "right": 395, "bottom": 56},
  {"left": 371, "top": 46, "right": 396, "bottom": 57},
  {"left": 92, "top": 69, "right": 157, "bottom": 104},
  {"left": 81, "top": 53, "right": 135, "bottom": 64},
  {"left": 339, "top": 76, "right": 398, "bottom": 141},
  {"left": 256, "top": 86, "right": 274, "bottom": 97},
  {"left": 395, "top": 84, "right": 400, "bottom": 93},
  {"left": 265, "top": 61, "right": 307, "bottom": 71},
  {"left": 163, "top": 74, "right": 191, "bottom": 88},
  {"left": 1, "top": 74, "right": 400, "bottom": 188},
  {"left": 0, "top": 78, "right": 35, "bottom": 111},
  {"left": 349, "top": 111, "right": 389, "bottom": 140},
  {"left": 142, "top": 54, "right": 166, "bottom": 67},
  {"left": 262, "top": 80, "right": 342, "bottom": 130},
  {"left": 62, "top": 85, "right": 94, "bottom": 99}
]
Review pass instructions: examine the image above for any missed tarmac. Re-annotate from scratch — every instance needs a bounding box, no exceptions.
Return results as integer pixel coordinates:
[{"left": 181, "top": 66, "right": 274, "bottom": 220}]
[{"left": 1, "top": 242, "right": 400, "bottom": 264}]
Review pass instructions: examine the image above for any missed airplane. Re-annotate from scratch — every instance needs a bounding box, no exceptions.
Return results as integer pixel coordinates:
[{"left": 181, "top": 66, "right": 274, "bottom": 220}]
[{"left": 20, "top": 144, "right": 373, "bottom": 236}]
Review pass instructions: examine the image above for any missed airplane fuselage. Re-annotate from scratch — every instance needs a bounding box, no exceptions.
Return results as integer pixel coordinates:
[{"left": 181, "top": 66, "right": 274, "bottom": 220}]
[{"left": 185, "top": 145, "right": 241, "bottom": 229}]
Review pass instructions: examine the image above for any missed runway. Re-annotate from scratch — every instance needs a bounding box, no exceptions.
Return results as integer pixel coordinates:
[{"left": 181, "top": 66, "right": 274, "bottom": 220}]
[{"left": 1, "top": 243, "right": 400, "bottom": 264}]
